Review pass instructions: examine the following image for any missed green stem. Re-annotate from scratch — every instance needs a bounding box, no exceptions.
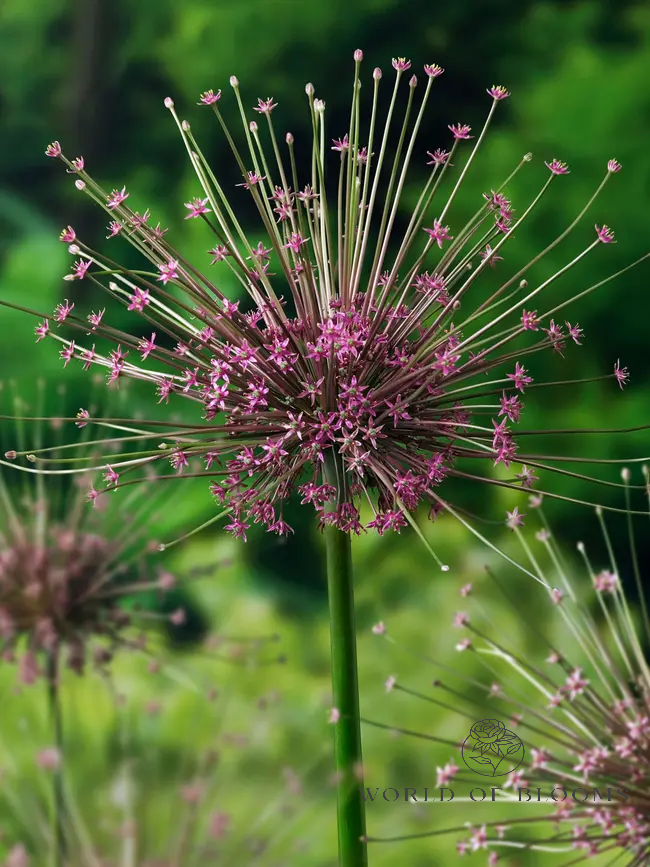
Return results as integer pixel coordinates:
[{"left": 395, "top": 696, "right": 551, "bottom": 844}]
[
  {"left": 47, "top": 651, "right": 66, "bottom": 867},
  {"left": 323, "top": 454, "right": 368, "bottom": 867}
]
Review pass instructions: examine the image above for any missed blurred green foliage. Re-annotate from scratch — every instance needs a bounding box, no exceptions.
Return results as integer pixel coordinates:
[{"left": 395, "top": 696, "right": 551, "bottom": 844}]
[{"left": 1, "top": 0, "right": 649, "bottom": 863}]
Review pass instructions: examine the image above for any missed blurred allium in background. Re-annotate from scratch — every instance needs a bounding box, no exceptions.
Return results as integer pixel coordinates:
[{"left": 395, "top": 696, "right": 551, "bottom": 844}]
[
  {"left": 0, "top": 381, "right": 194, "bottom": 683},
  {"left": 12, "top": 52, "right": 645, "bottom": 545},
  {"left": 372, "top": 470, "right": 650, "bottom": 864},
  {"left": 0, "top": 380, "right": 292, "bottom": 864}
]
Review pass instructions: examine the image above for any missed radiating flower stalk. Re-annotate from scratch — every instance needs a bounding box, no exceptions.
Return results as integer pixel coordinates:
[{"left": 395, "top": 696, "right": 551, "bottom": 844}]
[
  {"left": 0, "top": 381, "right": 282, "bottom": 866},
  {"left": 370, "top": 470, "right": 650, "bottom": 865},
  {"left": 3, "top": 48, "right": 650, "bottom": 866}
]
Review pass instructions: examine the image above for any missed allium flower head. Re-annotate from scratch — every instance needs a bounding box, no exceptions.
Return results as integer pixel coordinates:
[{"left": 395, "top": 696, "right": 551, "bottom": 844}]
[
  {"left": 0, "top": 383, "right": 227, "bottom": 682},
  {"left": 18, "top": 51, "right": 647, "bottom": 548},
  {"left": 372, "top": 476, "right": 650, "bottom": 862}
]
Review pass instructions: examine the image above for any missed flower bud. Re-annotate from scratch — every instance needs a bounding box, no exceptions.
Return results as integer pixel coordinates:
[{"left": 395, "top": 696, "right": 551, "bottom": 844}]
[
  {"left": 229, "top": 75, "right": 239, "bottom": 87},
  {"left": 164, "top": 97, "right": 174, "bottom": 109},
  {"left": 354, "top": 49, "right": 363, "bottom": 62}
]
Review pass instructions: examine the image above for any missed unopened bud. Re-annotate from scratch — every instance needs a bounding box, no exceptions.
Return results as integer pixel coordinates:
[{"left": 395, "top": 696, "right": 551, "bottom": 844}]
[
  {"left": 523, "top": 152, "right": 533, "bottom": 162},
  {"left": 409, "top": 74, "right": 417, "bottom": 88},
  {"left": 576, "top": 541, "right": 585, "bottom": 553},
  {"left": 4, "top": 450, "right": 16, "bottom": 460},
  {"left": 181, "top": 120, "right": 190, "bottom": 132},
  {"left": 621, "top": 467, "right": 631, "bottom": 482},
  {"left": 354, "top": 49, "right": 363, "bottom": 62},
  {"left": 75, "top": 180, "right": 86, "bottom": 190},
  {"left": 373, "top": 67, "right": 382, "bottom": 80},
  {"left": 68, "top": 244, "right": 80, "bottom": 255},
  {"left": 286, "top": 132, "right": 294, "bottom": 145},
  {"left": 305, "top": 82, "right": 315, "bottom": 96},
  {"left": 249, "top": 121, "right": 258, "bottom": 132},
  {"left": 229, "top": 75, "right": 239, "bottom": 87},
  {"left": 164, "top": 97, "right": 174, "bottom": 109},
  {"left": 519, "top": 279, "right": 528, "bottom": 289}
]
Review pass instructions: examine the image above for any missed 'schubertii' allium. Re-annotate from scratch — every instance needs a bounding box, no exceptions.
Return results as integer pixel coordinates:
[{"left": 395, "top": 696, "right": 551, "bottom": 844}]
[
  {"left": 10, "top": 51, "right": 648, "bottom": 549},
  {"left": 0, "top": 381, "right": 228, "bottom": 683},
  {"left": 370, "top": 471, "right": 650, "bottom": 864},
  {"left": 1, "top": 380, "right": 287, "bottom": 864}
]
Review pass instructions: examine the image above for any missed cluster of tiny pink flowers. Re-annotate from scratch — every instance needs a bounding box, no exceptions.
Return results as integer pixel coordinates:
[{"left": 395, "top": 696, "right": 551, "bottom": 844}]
[
  {"left": 443, "top": 512, "right": 650, "bottom": 862},
  {"left": 34, "top": 51, "right": 630, "bottom": 543},
  {"left": 0, "top": 524, "right": 182, "bottom": 682},
  {"left": 0, "top": 392, "right": 197, "bottom": 681}
]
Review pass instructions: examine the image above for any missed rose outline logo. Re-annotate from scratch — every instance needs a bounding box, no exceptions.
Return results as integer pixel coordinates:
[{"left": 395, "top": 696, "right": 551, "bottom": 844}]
[{"left": 461, "top": 719, "right": 524, "bottom": 777}]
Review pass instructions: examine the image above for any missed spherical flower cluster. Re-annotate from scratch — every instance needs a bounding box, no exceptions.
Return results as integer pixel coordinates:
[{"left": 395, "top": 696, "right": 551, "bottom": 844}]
[
  {"left": 0, "top": 387, "right": 195, "bottom": 682},
  {"left": 373, "top": 477, "right": 650, "bottom": 862},
  {"left": 0, "top": 530, "right": 129, "bottom": 680},
  {"left": 26, "top": 51, "right": 640, "bottom": 544}
]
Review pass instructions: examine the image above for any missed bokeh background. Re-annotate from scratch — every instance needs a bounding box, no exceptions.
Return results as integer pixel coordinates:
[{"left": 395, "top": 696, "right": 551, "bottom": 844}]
[{"left": 1, "top": 0, "right": 649, "bottom": 863}]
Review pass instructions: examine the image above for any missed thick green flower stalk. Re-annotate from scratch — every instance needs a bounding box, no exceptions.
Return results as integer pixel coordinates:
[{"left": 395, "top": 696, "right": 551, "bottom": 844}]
[{"left": 3, "top": 47, "right": 649, "bottom": 865}]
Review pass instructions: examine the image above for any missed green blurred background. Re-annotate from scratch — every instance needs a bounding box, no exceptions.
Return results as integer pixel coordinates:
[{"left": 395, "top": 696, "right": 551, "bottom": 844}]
[{"left": 0, "top": 0, "right": 649, "bottom": 863}]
